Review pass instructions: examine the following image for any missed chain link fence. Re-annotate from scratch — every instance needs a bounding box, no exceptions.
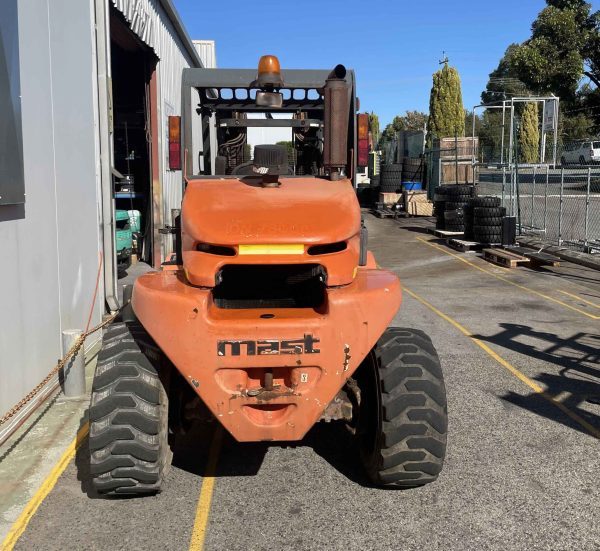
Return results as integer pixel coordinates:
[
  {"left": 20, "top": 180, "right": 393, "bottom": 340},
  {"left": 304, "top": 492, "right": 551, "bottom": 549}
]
[{"left": 475, "top": 160, "right": 600, "bottom": 253}]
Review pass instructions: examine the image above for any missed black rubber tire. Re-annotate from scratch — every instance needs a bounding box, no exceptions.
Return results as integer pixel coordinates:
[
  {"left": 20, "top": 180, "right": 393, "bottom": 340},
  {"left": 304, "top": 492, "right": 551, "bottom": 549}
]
[
  {"left": 445, "top": 201, "right": 469, "bottom": 211},
  {"left": 381, "top": 182, "right": 402, "bottom": 193},
  {"left": 445, "top": 193, "right": 471, "bottom": 204},
  {"left": 474, "top": 235, "right": 502, "bottom": 245},
  {"left": 370, "top": 175, "right": 380, "bottom": 188},
  {"left": 381, "top": 164, "right": 403, "bottom": 177},
  {"left": 473, "top": 216, "right": 503, "bottom": 227},
  {"left": 381, "top": 164, "right": 403, "bottom": 193},
  {"left": 444, "top": 209, "right": 464, "bottom": 221},
  {"left": 473, "top": 226, "right": 502, "bottom": 243},
  {"left": 357, "top": 328, "right": 448, "bottom": 488},
  {"left": 445, "top": 224, "right": 465, "bottom": 232},
  {"left": 474, "top": 207, "right": 506, "bottom": 218},
  {"left": 470, "top": 196, "right": 500, "bottom": 208},
  {"left": 433, "top": 201, "right": 446, "bottom": 214},
  {"left": 445, "top": 185, "right": 474, "bottom": 197},
  {"left": 89, "top": 322, "right": 171, "bottom": 496}
]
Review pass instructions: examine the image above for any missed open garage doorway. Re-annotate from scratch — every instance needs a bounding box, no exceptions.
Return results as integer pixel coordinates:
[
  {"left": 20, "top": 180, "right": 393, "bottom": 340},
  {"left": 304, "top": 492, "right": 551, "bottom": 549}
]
[{"left": 109, "top": 7, "right": 160, "bottom": 270}]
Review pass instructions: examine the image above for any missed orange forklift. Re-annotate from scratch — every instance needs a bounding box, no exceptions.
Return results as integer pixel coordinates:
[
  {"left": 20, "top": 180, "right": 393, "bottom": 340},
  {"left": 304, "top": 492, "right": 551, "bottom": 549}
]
[{"left": 89, "top": 56, "right": 447, "bottom": 495}]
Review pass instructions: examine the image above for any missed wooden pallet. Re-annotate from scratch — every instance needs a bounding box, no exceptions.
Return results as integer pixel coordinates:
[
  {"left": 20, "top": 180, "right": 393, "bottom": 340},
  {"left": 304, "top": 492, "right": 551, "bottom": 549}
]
[
  {"left": 448, "top": 239, "right": 484, "bottom": 253},
  {"left": 372, "top": 206, "right": 402, "bottom": 219},
  {"left": 483, "top": 248, "right": 530, "bottom": 268},
  {"left": 505, "top": 246, "right": 561, "bottom": 267},
  {"left": 427, "top": 227, "right": 464, "bottom": 238}
]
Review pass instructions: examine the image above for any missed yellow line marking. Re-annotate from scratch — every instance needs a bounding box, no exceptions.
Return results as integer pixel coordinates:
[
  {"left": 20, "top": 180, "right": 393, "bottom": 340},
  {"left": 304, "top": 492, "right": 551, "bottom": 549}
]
[
  {"left": 403, "top": 286, "right": 600, "bottom": 439},
  {"left": 559, "top": 290, "right": 600, "bottom": 310},
  {"left": 416, "top": 236, "right": 600, "bottom": 320},
  {"left": 238, "top": 244, "right": 304, "bottom": 255},
  {"left": 1, "top": 422, "right": 89, "bottom": 551},
  {"left": 189, "top": 427, "right": 224, "bottom": 551}
]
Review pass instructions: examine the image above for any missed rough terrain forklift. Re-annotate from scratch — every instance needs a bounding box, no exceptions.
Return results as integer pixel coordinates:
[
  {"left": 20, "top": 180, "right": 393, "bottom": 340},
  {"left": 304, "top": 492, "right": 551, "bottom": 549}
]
[{"left": 89, "top": 57, "right": 448, "bottom": 495}]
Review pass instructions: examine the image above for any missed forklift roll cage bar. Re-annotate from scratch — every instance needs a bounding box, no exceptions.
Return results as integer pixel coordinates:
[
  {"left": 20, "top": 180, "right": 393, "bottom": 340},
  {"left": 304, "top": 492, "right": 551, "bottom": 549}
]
[{"left": 181, "top": 68, "right": 358, "bottom": 185}]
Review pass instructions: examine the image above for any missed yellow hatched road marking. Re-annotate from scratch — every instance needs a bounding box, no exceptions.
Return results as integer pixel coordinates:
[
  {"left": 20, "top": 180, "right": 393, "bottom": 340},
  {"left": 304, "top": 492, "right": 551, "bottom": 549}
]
[
  {"left": 238, "top": 244, "right": 304, "bottom": 255},
  {"left": 559, "top": 290, "right": 600, "bottom": 310},
  {"left": 403, "top": 286, "right": 600, "bottom": 439},
  {"left": 416, "top": 236, "right": 600, "bottom": 320},
  {"left": 189, "top": 428, "right": 224, "bottom": 551},
  {"left": 1, "top": 422, "right": 90, "bottom": 551}
]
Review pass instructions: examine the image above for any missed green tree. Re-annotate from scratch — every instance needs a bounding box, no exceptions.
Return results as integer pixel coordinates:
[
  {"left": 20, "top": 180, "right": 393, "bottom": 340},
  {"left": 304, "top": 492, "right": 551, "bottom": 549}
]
[
  {"left": 428, "top": 63, "right": 465, "bottom": 139},
  {"left": 482, "top": 44, "right": 530, "bottom": 104},
  {"left": 519, "top": 103, "right": 540, "bottom": 163},
  {"left": 275, "top": 141, "right": 295, "bottom": 163},
  {"left": 368, "top": 112, "right": 380, "bottom": 144},
  {"left": 481, "top": 1, "right": 600, "bottom": 142},
  {"left": 478, "top": 110, "right": 507, "bottom": 163},
  {"left": 561, "top": 112, "right": 595, "bottom": 141},
  {"left": 379, "top": 116, "right": 404, "bottom": 145},
  {"left": 401, "top": 111, "right": 428, "bottom": 131},
  {"left": 510, "top": 1, "right": 599, "bottom": 100},
  {"left": 379, "top": 111, "right": 429, "bottom": 147}
]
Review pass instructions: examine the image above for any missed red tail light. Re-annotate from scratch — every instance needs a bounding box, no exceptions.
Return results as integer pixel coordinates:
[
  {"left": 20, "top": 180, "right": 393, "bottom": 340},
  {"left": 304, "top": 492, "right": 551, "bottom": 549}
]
[{"left": 168, "top": 116, "right": 181, "bottom": 170}]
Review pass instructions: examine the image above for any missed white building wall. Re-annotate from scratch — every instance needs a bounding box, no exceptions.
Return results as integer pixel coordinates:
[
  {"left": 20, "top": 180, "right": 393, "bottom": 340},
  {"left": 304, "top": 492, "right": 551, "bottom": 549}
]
[
  {"left": 0, "top": 0, "right": 103, "bottom": 421},
  {"left": 193, "top": 40, "right": 216, "bottom": 68},
  {"left": 0, "top": 0, "right": 211, "bottom": 431}
]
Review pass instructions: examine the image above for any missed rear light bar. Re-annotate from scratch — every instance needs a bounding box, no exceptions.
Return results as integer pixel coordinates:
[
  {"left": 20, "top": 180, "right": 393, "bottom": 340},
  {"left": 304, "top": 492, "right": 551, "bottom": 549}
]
[{"left": 169, "top": 116, "right": 181, "bottom": 170}]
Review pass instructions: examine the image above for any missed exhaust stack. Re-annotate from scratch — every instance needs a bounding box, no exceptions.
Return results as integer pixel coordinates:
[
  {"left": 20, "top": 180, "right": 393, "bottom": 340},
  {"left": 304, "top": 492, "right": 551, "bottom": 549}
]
[{"left": 323, "top": 65, "right": 350, "bottom": 181}]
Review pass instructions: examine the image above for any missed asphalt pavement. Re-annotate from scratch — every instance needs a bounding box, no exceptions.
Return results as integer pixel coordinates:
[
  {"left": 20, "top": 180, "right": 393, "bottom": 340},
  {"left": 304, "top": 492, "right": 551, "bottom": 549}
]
[{"left": 10, "top": 213, "right": 600, "bottom": 551}]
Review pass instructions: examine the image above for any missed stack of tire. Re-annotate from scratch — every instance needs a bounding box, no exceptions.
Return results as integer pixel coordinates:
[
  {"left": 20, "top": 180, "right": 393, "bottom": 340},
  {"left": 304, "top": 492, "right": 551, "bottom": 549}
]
[
  {"left": 470, "top": 196, "right": 505, "bottom": 244},
  {"left": 380, "top": 164, "right": 403, "bottom": 193},
  {"left": 433, "top": 187, "right": 448, "bottom": 229},
  {"left": 368, "top": 174, "right": 381, "bottom": 206},
  {"left": 434, "top": 184, "right": 474, "bottom": 231},
  {"left": 402, "top": 157, "right": 424, "bottom": 184}
]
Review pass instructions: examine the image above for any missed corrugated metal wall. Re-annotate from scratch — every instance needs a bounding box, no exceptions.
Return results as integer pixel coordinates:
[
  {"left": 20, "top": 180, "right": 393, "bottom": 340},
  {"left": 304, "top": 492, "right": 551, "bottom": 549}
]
[
  {"left": 112, "top": 0, "right": 214, "bottom": 256},
  {"left": 193, "top": 40, "right": 216, "bottom": 68}
]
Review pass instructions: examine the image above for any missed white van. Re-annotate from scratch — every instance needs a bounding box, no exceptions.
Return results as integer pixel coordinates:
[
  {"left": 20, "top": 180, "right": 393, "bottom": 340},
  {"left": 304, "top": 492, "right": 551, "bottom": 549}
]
[{"left": 561, "top": 140, "right": 600, "bottom": 165}]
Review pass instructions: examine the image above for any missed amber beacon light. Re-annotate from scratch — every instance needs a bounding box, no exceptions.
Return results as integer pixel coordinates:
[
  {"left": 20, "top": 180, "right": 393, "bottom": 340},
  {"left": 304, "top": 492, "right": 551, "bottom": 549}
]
[{"left": 257, "top": 55, "right": 283, "bottom": 88}]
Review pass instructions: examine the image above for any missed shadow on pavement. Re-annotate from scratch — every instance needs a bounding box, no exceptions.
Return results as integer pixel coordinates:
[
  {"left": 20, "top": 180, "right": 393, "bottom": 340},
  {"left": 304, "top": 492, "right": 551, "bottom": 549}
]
[
  {"left": 75, "top": 415, "right": 371, "bottom": 496},
  {"left": 178, "top": 421, "right": 372, "bottom": 487},
  {"left": 397, "top": 225, "right": 433, "bottom": 235},
  {"left": 474, "top": 323, "right": 600, "bottom": 437}
]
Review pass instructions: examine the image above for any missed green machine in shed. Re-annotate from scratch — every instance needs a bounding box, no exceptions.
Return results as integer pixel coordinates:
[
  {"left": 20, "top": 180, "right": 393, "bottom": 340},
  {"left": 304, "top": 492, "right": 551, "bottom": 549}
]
[{"left": 115, "top": 210, "right": 133, "bottom": 272}]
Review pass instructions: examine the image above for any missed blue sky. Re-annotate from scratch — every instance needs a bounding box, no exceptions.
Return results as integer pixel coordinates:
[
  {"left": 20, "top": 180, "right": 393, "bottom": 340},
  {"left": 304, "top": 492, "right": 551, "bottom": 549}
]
[{"left": 173, "top": 0, "right": 599, "bottom": 127}]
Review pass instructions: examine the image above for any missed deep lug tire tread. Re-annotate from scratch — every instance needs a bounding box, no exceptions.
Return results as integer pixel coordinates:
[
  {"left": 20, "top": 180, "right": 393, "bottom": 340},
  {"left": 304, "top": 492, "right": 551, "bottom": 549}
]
[
  {"left": 473, "top": 206, "right": 506, "bottom": 218},
  {"left": 89, "top": 322, "right": 170, "bottom": 496},
  {"left": 473, "top": 216, "right": 503, "bottom": 227},
  {"left": 471, "top": 196, "right": 501, "bottom": 208},
  {"left": 363, "top": 328, "right": 448, "bottom": 488}
]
